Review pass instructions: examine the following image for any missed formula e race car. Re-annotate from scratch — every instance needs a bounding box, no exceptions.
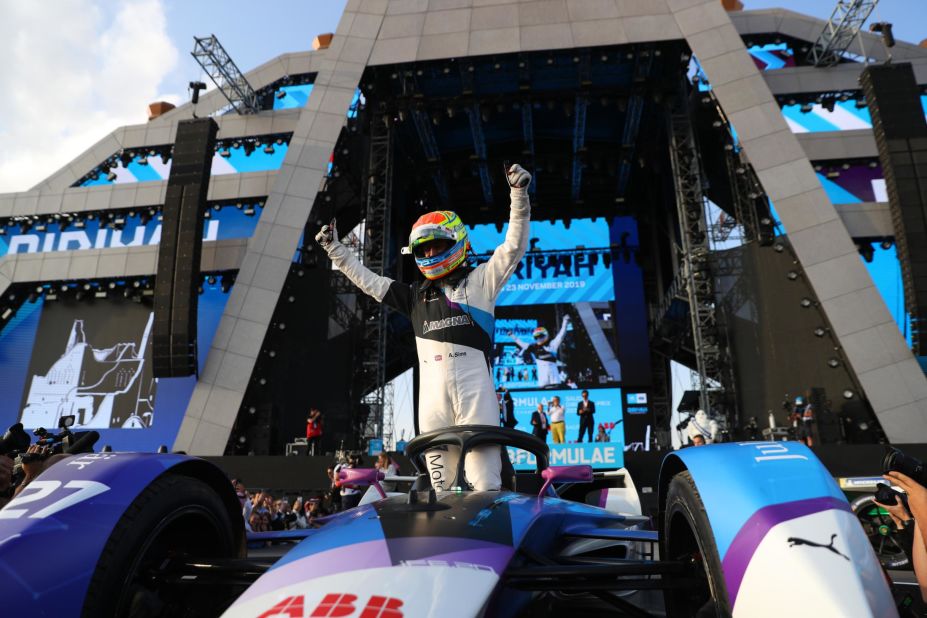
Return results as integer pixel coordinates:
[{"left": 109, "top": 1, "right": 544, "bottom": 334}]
[{"left": 1, "top": 425, "right": 896, "bottom": 617}]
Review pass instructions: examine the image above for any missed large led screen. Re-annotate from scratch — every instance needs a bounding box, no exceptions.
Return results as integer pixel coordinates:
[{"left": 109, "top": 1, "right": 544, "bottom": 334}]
[
  {"left": 474, "top": 216, "right": 652, "bottom": 465},
  {"left": 0, "top": 282, "right": 229, "bottom": 451}
]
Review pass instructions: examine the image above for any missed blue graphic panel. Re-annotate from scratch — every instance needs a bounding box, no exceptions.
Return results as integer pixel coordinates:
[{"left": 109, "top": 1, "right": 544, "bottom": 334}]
[
  {"left": 273, "top": 84, "right": 314, "bottom": 110},
  {"left": 507, "top": 442, "right": 625, "bottom": 471},
  {"left": 781, "top": 96, "right": 927, "bottom": 133},
  {"left": 76, "top": 143, "right": 290, "bottom": 187},
  {"left": 0, "top": 282, "right": 231, "bottom": 451},
  {"left": 0, "top": 205, "right": 261, "bottom": 259},
  {"left": 469, "top": 219, "right": 614, "bottom": 306},
  {"left": 505, "top": 386, "right": 623, "bottom": 451}
]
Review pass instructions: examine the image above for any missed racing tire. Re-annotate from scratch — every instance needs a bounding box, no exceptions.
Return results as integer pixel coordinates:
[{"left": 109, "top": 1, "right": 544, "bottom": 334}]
[
  {"left": 82, "top": 473, "right": 242, "bottom": 618},
  {"left": 662, "top": 471, "right": 731, "bottom": 618},
  {"left": 850, "top": 493, "right": 911, "bottom": 570}
]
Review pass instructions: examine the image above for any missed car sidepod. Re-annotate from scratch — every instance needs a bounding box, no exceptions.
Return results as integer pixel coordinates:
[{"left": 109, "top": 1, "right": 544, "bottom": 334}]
[
  {"left": 661, "top": 442, "right": 896, "bottom": 617},
  {"left": 0, "top": 452, "right": 239, "bottom": 618}
]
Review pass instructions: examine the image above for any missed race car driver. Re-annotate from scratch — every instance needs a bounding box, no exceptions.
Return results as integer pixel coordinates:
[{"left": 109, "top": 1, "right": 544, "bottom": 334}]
[
  {"left": 315, "top": 164, "right": 532, "bottom": 491},
  {"left": 509, "top": 316, "right": 570, "bottom": 387}
]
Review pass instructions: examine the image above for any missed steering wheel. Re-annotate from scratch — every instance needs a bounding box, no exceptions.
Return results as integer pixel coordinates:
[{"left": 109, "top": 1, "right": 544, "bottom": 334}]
[{"left": 404, "top": 425, "right": 549, "bottom": 490}]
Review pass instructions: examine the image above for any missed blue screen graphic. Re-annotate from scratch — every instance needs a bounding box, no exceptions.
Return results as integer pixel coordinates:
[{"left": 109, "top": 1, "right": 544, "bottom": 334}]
[
  {"left": 0, "top": 206, "right": 260, "bottom": 259},
  {"left": 469, "top": 218, "right": 614, "bottom": 306},
  {"left": 504, "top": 387, "right": 624, "bottom": 470},
  {"left": 0, "top": 283, "right": 230, "bottom": 451}
]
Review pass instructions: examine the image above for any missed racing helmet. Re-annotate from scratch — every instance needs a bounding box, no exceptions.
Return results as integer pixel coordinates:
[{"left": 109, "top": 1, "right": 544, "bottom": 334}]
[
  {"left": 401, "top": 210, "right": 470, "bottom": 280},
  {"left": 532, "top": 326, "right": 549, "bottom": 342}
]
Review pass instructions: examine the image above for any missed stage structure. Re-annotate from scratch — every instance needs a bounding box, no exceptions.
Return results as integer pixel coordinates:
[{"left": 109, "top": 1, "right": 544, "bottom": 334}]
[{"left": 1, "top": 1, "right": 927, "bottom": 456}]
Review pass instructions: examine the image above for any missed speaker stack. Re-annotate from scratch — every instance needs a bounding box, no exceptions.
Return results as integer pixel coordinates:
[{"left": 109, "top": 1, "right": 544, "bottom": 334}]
[
  {"left": 860, "top": 63, "right": 927, "bottom": 354},
  {"left": 152, "top": 117, "right": 218, "bottom": 377}
]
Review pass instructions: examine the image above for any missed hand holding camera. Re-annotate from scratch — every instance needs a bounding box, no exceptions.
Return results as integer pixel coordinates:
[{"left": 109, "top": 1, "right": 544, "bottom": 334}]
[{"left": 882, "top": 447, "right": 927, "bottom": 520}]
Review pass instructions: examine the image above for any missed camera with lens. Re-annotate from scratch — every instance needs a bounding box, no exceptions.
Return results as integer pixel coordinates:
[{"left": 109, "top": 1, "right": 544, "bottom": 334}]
[
  {"left": 875, "top": 482, "right": 905, "bottom": 507},
  {"left": 882, "top": 447, "right": 927, "bottom": 486}
]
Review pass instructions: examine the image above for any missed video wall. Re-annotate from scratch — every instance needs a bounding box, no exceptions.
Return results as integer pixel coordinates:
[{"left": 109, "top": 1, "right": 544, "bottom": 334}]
[
  {"left": 470, "top": 217, "right": 653, "bottom": 468},
  {"left": 0, "top": 282, "right": 230, "bottom": 451}
]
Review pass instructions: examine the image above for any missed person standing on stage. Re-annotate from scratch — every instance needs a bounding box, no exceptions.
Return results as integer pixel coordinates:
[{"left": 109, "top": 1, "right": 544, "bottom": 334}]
[
  {"left": 316, "top": 164, "right": 533, "bottom": 491},
  {"left": 530, "top": 403, "right": 549, "bottom": 442},
  {"left": 577, "top": 390, "right": 596, "bottom": 442},
  {"left": 306, "top": 407, "right": 323, "bottom": 456},
  {"left": 548, "top": 396, "right": 566, "bottom": 444}
]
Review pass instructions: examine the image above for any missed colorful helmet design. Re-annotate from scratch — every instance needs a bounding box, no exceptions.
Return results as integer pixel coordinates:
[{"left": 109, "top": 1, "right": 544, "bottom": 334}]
[
  {"left": 401, "top": 210, "right": 470, "bottom": 280},
  {"left": 533, "top": 327, "right": 549, "bottom": 341}
]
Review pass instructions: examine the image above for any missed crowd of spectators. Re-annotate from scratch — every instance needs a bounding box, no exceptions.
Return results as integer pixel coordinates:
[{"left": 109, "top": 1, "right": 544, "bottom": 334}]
[{"left": 230, "top": 450, "right": 406, "bottom": 533}]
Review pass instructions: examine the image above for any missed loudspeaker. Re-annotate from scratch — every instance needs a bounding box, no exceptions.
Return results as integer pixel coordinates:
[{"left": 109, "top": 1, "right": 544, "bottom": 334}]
[
  {"left": 152, "top": 118, "right": 218, "bottom": 377},
  {"left": 860, "top": 63, "right": 927, "bottom": 354}
]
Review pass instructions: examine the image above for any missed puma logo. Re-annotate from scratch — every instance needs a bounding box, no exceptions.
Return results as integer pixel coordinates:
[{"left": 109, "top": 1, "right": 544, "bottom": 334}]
[{"left": 787, "top": 534, "right": 850, "bottom": 561}]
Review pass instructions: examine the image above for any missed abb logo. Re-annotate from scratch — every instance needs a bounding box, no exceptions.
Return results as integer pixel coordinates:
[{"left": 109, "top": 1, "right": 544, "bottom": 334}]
[{"left": 257, "top": 594, "right": 403, "bottom": 618}]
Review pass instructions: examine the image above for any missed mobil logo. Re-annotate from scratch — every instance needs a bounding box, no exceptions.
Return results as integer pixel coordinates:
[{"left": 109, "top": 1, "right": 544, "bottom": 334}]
[{"left": 257, "top": 593, "right": 403, "bottom": 618}]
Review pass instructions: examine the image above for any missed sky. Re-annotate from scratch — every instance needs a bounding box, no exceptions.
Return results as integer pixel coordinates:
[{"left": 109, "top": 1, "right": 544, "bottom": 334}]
[
  {"left": 0, "top": 0, "right": 347, "bottom": 193},
  {"left": 0, "top": 0, "right": 923, "bottom": 447}
]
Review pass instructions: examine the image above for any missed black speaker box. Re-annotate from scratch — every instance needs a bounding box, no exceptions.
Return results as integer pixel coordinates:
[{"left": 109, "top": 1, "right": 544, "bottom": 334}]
[{"left": 152, "top": 118, "right": 217, "bottom": 377}]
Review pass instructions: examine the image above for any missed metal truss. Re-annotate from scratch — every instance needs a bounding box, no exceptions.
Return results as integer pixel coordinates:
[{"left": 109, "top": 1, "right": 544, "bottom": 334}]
[
  {"left": 359, "top": 119, "right": 394, "bottom": 447},
  {"left": 667, "top": 93, "right": 729, "bottom": 419},
  {"left": 807, "top": 0, "right": 879, "bottom": 67},
  {"left": 191, "top": 35, "right": 260, "bottom": 114},
  {"left": 571, "top": 96, "right": 588, "bottom": 202},
  {"left": 521, "top": 103, "right": 537, "bottom": 199},
  {"left": 465, "top": 105, "right": 493, "bottom": 206}
]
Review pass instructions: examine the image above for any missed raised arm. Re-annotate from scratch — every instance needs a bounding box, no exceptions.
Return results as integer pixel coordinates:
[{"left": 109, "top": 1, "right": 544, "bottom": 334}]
[
  {"left": 549, "top": 315, "right": 570, "bottom": 352},
  {"left": 508, "top": 330, "right": 529, "bottom": 351},
  {"left": 316, "top": 221, "right": 412, "bottom": 316},
  {"left": 483, "top": 165, "right": 531, "bottom": 301}
]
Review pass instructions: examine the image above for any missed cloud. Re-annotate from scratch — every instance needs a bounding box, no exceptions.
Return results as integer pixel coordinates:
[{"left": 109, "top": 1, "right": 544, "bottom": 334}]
[{"left": 0, "top": 0, "right": 179, "bottom": 193}]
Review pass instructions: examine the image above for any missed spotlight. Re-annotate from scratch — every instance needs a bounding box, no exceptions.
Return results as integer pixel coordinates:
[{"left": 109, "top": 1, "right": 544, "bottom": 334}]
[
  {"left": 220, "top": 148, "right": 231, "bottom": 158},
  {"left": 263, "top": 144, "right": 275, "bottom": 155},
  {"left": 787, "top": 271, "right": 799, "bottom": 280},
  {"left": 800, "top": 103, "right": 814, "bottom": 113},
  {"left": 880, "top": 239, "right": 893, "bottom": 250},
  {"left": 842, "top": 389, "right": 854, "bottom": 399},
  {"left": 243, "top": 206, "right": 256, "bottom": 216},
  {"left": 74, "top": 220, "right": 86, "bottom": 230},
  {"left": 94, "top": 290, "right": 107, "bottom": 299},
  {"left": 138, "top": 156, "right": 148, "bottom": 166},
  {"left": 813, "top": 327, "right": 826, "bottom": 337},
  {"left": 827, "top": 357, "right": 841, "bottom": 368},
  {"left": 278, "top": 323, "right": 286, "bottom": 330},
  {"left": 259, "top": 377, "right": 267, "bottom": 385},
  {"left": 0, "top": 308, "right": 12, "bottom": 320},
  {"left": 107, "top": 171, "right": 118, "bottom": 182},
  {"left": 276, "top": 90, "right": 287, "bottom": 99},
  {"left": 800, "top": 298, "right": 813, "bottom": 308}
]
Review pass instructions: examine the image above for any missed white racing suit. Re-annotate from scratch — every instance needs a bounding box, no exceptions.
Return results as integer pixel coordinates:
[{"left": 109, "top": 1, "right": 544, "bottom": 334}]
[
  {"left": 511, "top": 318, "right": 569, "bottom": 387},
  {"left": 322, "top": 188, "right": 529, "bottom": 490}
]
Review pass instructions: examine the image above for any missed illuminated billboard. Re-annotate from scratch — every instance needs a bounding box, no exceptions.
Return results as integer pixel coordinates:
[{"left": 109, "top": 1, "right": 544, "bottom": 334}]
[
  {"left": 477, "top": 216, "right": 652, "bottom": 462},
  {"left": 0, "top": 282, "right": 230, "bottom": 451}
]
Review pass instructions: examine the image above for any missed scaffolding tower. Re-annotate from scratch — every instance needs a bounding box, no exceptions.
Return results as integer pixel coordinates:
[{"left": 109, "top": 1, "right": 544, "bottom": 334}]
[
  {"left": 807, "top": 0, "right": 879, "bottom": 67},
  {"left": 667, "top": 91, "right": 726, "bottom": 419},
  {"left": 191, "top": 35, "right": 260, "bottom": 114},
  {"left": 359, "top": 118, "right": 394, "bottom": 449}
]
